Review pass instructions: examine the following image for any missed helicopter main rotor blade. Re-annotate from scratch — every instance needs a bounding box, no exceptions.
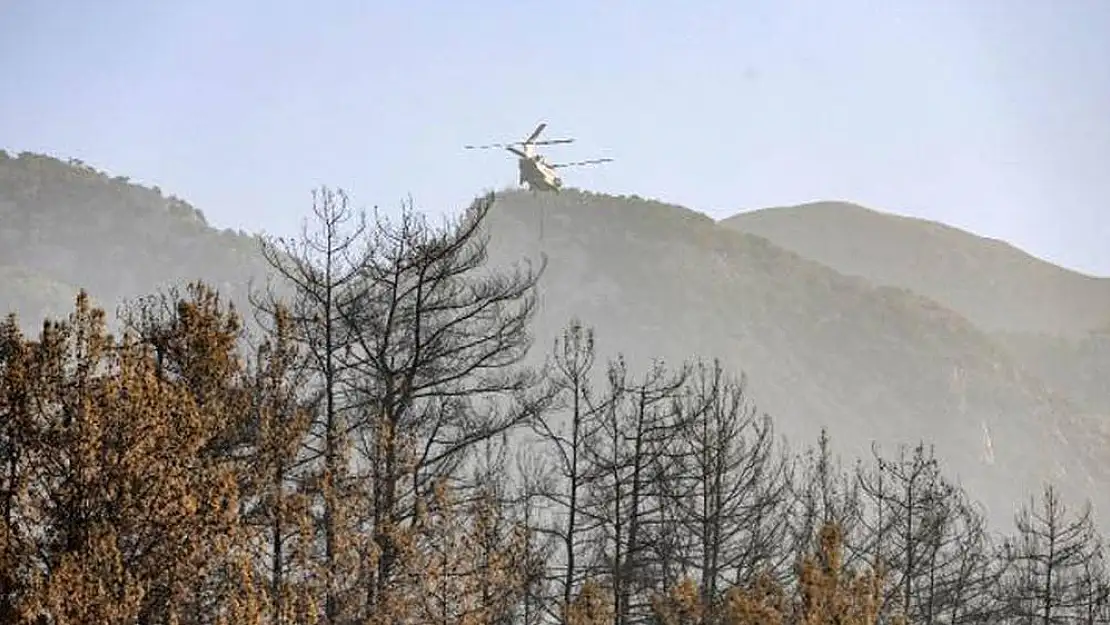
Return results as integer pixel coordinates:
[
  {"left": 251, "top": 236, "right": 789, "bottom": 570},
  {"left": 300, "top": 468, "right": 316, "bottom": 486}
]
[
  {"left": 464, "top": 142, "right": 516, "bottom": 150},
  {"left": 505, "top": 146, "right": 529, "bottom": 159},
  {"left": 551, "top": 158, "right": 614, "bottom": 168},
  {"left": 465, "top": 138, "right": 574, "bottom": 150},
  {"left": 525, "top": 123, "right": 547, "bottom": 144}
]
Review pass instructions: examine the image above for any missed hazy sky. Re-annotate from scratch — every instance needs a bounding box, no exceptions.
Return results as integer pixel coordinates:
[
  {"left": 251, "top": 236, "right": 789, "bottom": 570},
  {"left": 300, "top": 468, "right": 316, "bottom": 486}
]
[{"left": 2, "top": 1, "right": 1108, "bottom": 275}]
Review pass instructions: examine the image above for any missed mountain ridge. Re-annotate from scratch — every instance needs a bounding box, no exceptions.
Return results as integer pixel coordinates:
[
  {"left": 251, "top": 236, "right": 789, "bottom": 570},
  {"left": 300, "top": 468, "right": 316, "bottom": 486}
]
[
  {"left": 737, "top": 200, "right": 1108, "bottom": 277},
  {"left": 481, "top": 189, "right": 1107, "bottom": 528},
  {"left": 721, "top": 200, "right": 1110, "bottom": 336},
  {"left": 0, "top": 150, "right": 270, "bottom": 329},
  {"left": 719, "top": 198, "right": 1110, "bottom": 425},
  {"left": 1, "top": 151, "right": 1106, "bottom": 531}
]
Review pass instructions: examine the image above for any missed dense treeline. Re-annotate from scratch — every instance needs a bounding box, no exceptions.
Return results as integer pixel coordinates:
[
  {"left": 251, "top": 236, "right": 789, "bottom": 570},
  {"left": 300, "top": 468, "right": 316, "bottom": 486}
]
[{"left": 0, "top": 189, "right": 1106, "bottom": 624}]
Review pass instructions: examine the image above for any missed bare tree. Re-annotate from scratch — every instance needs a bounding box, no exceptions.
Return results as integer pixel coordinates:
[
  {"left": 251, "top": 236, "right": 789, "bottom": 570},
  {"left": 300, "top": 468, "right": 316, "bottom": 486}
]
[
  {"left": 514, "top": 447, "right": 561, "bottom": 625},
  {"left": 857, "top": 442, "right": 978, "bottom": 624},
  {"left": 789, "top": 428, "right": 865, "bottom": 568},
  {"left": 663, "top": 358, "right": 793, "bottom": 604},
  {"left": 1075, "top": 538, "right": 1110, "bottom": 625},
  {"left": 932, "top": 498, "right": 1006, "bottom": 625},
  {"left": 530, "top": 319, "right": 606, "bottom": 616},
  {"left": 912, "top": 487, "right": 1004, "bottom": 625},
  {"left": 585, "top": 356, "right": 688, "bottom": 624},
  {"left": 334, "top": 192, "right": 547, "bottom": 609},
  {"left": 1002, "top": 484, "right": 1101, "bottom": 625},
  {"left": 253, "top": 186, "right": 368, "bottom": 624}
]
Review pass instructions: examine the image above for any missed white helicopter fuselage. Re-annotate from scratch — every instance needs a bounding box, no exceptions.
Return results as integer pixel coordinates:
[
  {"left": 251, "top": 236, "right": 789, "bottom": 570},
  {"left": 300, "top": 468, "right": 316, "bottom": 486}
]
[{"left": 517, "top": 153, "right": 562, "bottom": 192}]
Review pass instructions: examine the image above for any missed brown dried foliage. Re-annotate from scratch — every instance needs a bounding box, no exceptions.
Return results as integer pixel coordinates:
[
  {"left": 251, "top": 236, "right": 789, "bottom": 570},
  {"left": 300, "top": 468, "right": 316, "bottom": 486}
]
[
  {"left": 0, "top": 281, "right": 543, "bottom": 625},
  {"left": 0, "top": 286, "right": 262, "bottom": 624},
  {"left": 565, "top": 578, "right": 616, "bottom": 625},
  {"left": 652, "top": 523, "right": 895, "bottom": 625}
]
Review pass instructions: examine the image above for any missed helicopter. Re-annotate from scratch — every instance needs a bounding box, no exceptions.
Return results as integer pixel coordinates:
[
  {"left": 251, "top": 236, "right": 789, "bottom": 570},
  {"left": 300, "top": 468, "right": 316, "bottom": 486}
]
[{"left": 465, "top": 123, "right": 613, "bottom": 192}]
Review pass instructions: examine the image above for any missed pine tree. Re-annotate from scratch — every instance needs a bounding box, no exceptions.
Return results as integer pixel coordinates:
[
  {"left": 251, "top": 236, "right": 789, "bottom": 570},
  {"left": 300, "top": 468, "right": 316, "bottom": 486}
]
[
  {"left": 530, "top": 318, "right": 604, "bottom": 612},
  {"left": 1, "top": 288, "right": 261, "bottom": 624},
  {"left": 1003, "top": 484, "right": 1101, "bottom": 625}
]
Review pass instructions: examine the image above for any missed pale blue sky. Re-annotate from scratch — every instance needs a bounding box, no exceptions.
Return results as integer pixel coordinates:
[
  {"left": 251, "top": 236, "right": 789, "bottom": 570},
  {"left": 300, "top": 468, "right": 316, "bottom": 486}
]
[{"left": 2, "top": 1, "right": 1108, "bottom": 275}]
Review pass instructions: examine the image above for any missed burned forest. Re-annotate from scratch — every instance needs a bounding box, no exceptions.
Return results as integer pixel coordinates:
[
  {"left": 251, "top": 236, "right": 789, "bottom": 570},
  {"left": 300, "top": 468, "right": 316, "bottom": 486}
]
[{"left": 1, "top": 186, "right": 1106, "bottom": 625}]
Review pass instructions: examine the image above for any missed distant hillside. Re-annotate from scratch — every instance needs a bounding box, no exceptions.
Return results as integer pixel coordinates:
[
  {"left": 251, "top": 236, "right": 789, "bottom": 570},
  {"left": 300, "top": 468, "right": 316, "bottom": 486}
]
[
  {"left": 994, "top": 330, "right": 1110, "bottom": 416},
  {"left": 719, "top": 201, "right": 1110, "bottom": 422},
  {"left": 0, "top": 150, "right": 270, "bottom": 327},
  {"left": 482, "top": 190, "right": 1108, "bottom": 529},
  {"left": 1, "top": 153, "right": 1105, "bottom": 531},
  {"left": 720, "top": 201, "right": 1110, "bottom": 336}
]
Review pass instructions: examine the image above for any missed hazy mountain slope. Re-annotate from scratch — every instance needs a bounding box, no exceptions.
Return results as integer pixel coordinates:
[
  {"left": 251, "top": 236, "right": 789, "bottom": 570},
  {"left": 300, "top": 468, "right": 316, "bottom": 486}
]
[
  {"left": 1, "top": 152, "right": 1104, "bottom": 530},
  {"left": 0, "top": 150, "right": 269, "bottom": 329},
  {"left": 0, "top": 265, "right": 82, "bottom": 325},
  {"left": 720, "top": 201, "right": 1110, "bottom": 336},
  {"left": 719, "top": 201, "right": 1110, "bottom": 422},
  {"left": 995, "top": 331, "right": 1110, "bottom": 415},
  {"left": 483, "top": 190, "right": 1107, "bottom": 528}
]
